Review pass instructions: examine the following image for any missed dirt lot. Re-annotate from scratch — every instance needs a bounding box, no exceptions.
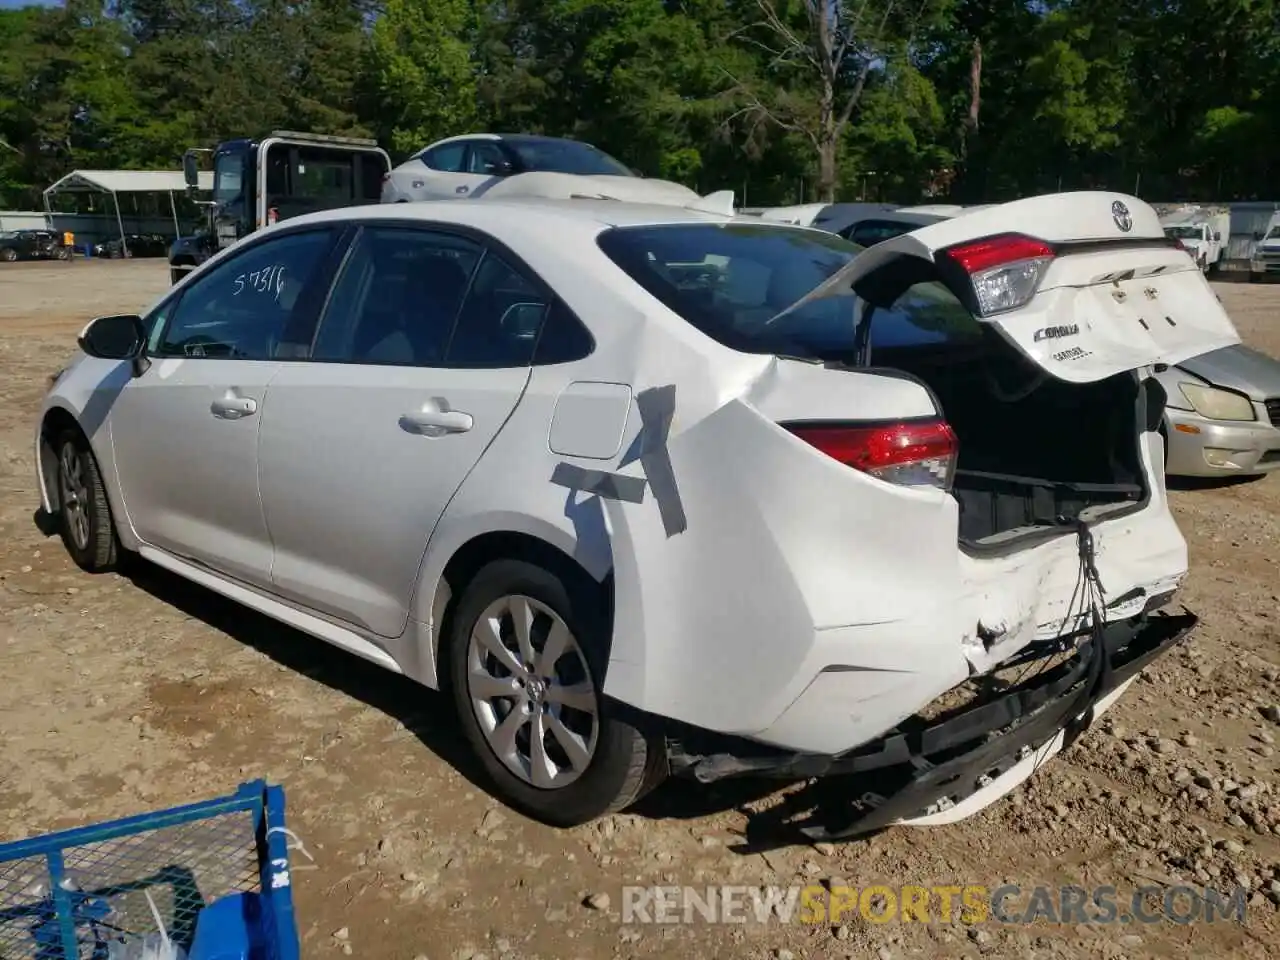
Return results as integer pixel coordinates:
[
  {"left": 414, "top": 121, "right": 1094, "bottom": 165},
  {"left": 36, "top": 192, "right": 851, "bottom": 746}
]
[{"left": 1, "top": 259, "right": 1279, "bottom": 959}]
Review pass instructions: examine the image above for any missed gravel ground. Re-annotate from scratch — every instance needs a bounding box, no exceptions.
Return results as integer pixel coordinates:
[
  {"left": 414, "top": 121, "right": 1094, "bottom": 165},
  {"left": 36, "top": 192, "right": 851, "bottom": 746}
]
[{"left": 1, "top": 259, "right": 1278, "bottom": 959}]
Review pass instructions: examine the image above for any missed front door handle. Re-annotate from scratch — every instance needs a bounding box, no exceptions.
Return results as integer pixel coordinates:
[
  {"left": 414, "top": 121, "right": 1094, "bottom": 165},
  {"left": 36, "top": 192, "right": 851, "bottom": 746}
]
[
  {"left": 210, "top": 394, "right": 257, "bottom": 419},
  {"left": 400, "top": 408, "right": 473, "bottom": 437}
]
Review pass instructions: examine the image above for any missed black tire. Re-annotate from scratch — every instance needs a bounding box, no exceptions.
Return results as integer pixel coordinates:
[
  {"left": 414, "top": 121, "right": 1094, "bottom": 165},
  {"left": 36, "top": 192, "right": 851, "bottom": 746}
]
[
  {"left": 0, "top": 247, "right": 16, "bottom": 262},
  {"left": 446, "top": 558, "right": 662, "bottom": 826},
  {"left": 53, "top": 428, "right": 119, "bottom": 572}
]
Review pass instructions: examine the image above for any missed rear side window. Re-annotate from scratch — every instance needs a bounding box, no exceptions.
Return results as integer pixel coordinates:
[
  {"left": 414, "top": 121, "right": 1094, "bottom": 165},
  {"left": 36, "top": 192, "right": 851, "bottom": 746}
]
[
  {"left": 597, "top": 223, "right": 861, "bottom": 360},
  {"left": 312, "top": 227, "right": 481, "bottom": 365}
]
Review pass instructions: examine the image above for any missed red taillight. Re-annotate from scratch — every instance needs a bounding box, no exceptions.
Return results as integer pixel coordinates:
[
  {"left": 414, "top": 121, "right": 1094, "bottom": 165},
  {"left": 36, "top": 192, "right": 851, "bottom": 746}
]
[
  {"left": 943, "top": 234, "right": 1055, "bottom": 273},
  {"left": 784, "top": 419, "right": 959, "bottom": 490},
  {"left": 940, "top": 233, "right": 1055, "bottom": 317}
]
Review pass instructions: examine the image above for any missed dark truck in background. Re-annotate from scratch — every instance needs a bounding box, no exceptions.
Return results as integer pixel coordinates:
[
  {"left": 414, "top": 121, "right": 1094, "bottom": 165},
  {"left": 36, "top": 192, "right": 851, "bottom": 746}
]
[{"left": 169, "top": 130, "right": 391, "bottom": 284}]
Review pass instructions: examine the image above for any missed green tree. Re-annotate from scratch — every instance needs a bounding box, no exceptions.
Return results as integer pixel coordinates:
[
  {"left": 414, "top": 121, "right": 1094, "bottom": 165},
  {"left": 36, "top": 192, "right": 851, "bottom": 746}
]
[
  {"left": 726, "top": 0, "right": 951, "bottom": 201},
  {"left": 367, "top": 0, "right": 479, "bottom": 158}
]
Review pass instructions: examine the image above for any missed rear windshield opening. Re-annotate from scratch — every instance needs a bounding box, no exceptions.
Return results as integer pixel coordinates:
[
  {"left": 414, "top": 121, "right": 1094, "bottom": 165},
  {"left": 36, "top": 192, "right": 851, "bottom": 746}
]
[
  {"left": 597, "top": 222, "right": 1147, "bottom": 543},
  {"left": 595, "top": 222, "right": 984, "bottom": 362}
]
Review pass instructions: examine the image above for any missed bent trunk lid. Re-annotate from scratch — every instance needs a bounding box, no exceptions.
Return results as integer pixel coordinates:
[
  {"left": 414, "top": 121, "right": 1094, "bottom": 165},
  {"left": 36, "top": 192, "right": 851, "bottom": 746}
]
[{"left": 805, "top": 191, "right": 1241, "bottom": 383}]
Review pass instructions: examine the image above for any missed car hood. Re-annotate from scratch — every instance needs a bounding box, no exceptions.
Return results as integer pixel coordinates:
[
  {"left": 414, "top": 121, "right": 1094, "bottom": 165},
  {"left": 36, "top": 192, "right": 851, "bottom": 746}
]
[{"left": 1176, "top": 344, "right": 1280, "bottom": 400}]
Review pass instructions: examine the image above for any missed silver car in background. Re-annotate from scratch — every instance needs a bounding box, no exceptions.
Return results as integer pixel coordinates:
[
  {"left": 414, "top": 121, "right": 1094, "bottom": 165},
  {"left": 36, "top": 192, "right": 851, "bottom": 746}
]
[{"left": 1156, "top": 345, "right": 1280, "bottom": 478}]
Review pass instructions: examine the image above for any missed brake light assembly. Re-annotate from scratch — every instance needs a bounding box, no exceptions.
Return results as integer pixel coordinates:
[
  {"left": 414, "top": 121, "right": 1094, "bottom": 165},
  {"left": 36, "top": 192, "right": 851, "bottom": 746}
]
[
  {"left": 784, "top": 419, "right": 959, "bottom": 492},
  {"left": 940, "top": 233, "right": 1056, "bottom": 317}
]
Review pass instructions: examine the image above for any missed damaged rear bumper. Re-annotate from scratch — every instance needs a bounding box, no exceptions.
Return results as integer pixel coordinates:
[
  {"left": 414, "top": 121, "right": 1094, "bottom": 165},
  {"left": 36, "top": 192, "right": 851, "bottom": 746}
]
[{"left": 666, "top": 609, "right": 1196, "bottom": 841}]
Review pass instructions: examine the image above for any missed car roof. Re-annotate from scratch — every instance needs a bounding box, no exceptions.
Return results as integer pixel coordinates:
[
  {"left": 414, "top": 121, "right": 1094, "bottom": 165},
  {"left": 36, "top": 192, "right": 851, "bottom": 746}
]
[
  {"left": 412, "top": 133, "right": 603, "bottom": 157},
  {"left": 279, "top": 196, "right": 801, "bottom": 231}
]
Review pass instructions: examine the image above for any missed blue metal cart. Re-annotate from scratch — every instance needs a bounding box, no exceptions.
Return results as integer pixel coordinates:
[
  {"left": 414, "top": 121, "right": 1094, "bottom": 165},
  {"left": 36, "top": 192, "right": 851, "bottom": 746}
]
[{"left": 0, "top": 781, "right": 300, "bottom": 960}]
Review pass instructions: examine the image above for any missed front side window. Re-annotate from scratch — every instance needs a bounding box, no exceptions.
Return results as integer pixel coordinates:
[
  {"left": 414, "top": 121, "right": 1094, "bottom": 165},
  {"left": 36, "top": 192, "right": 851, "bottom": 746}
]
[
  {"left": 597, "top": 223, "right": 865, "bottom": 360},
  {"left": 422, "top": 142, "right": 465, "bottom": 173},
  {"left": 1265, "top": 226, "right": 1280, "bottom": 241},
  {"left": 507, "top": 139, "right": 634, "bottom": 177},
  {"left": 311, "top": 227, "right": 482, "bottom": 365},
  {"left": 212, "top": 150, "right": 244, "bottom": 206},
  {"left": 154, "top": 230, "right": 335, "bottom": 361}
]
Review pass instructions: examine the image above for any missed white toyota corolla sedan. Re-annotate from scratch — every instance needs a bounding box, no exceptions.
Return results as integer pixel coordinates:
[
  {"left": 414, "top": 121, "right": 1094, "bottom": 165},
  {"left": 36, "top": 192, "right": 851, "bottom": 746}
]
[{"left": 36, "top": 179, "right": 1238, "bottom": 839}]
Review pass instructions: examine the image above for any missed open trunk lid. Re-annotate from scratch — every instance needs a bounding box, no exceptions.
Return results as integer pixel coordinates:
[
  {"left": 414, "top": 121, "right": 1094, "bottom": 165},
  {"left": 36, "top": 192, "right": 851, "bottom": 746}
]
[{"left": 797, "top": 191, "right": 1241, "bottom": 383}]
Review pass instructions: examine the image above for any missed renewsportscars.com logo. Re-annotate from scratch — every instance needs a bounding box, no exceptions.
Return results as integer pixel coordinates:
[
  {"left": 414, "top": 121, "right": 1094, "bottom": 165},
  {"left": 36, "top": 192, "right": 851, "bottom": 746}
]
[{"left": 620, "top": 883, "right": 1249, "bottom": 926}]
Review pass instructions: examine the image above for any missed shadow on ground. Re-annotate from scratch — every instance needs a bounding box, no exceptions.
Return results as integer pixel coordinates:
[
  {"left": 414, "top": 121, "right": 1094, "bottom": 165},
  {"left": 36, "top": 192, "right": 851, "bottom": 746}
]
[
  {"left": 115, "top": 555, "right": 838, "bottom": 852},
  {"left": 1166, "top": 473, "right": 1269, "bottom": 492},
  {"left": 120, "top": 558, "right": 485, "bottom": 795}
]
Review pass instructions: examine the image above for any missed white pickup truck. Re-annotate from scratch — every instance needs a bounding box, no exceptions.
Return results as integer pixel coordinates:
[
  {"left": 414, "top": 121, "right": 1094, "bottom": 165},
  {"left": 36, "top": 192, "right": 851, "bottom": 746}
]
[{"left": 1159, "top": 207, "right": 1230, "bottom": 273}]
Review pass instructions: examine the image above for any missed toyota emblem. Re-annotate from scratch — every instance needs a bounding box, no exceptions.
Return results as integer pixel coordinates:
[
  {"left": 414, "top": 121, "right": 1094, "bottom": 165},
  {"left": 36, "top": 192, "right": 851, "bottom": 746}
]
[{"left": 1111, "top": 200, "right": 1133, "bottom": 233}]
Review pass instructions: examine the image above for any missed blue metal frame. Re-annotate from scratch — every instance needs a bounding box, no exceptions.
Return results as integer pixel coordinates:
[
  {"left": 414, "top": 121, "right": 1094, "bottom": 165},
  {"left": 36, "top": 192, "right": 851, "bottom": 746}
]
[{"left": 0, "top": 781, "right": 300, "bottom": 960}]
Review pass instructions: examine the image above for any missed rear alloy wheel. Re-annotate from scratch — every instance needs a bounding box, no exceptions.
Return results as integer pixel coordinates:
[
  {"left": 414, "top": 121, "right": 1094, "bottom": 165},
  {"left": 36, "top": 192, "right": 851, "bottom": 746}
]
[
  {"left": 55, "top": 428, "right": 118, "bottom": 572},
  {"left": 0, "top": 248, "right": 16, "bottom": 262},
  {"left": 447, "top": 559, "right": 660, "bottom": 826}
]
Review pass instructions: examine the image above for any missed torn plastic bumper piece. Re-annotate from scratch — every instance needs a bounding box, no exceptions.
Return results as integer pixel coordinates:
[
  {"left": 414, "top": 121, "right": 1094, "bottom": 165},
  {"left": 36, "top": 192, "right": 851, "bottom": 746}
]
[{"left": 677, "top": 610, "right": 1197, "bottom": 842}]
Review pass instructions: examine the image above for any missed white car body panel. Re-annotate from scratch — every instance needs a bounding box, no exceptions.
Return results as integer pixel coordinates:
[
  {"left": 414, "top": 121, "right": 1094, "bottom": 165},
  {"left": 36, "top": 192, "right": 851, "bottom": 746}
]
[
  {"left": 35, "top": 190, "right": 1225, "bottom": 823},
  {"left": 805, "top": 192, "right": 1241, "bottom": 383}
]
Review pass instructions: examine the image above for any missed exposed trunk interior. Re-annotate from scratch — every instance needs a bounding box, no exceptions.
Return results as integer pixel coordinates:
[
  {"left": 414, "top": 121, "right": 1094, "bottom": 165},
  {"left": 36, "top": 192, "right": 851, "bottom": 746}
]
[{"left": 873, "top": 330, "right": 1149, "bottom": 544}]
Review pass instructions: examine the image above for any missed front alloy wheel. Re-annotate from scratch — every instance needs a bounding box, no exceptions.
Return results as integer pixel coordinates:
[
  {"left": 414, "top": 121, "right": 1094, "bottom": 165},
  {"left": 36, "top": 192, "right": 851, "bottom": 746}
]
[
  {"left": 58, "top": 441, "right": 91, "bottom": 553},
  {"left": 53, "top": 429, "right": 118, "bottom": 572}
]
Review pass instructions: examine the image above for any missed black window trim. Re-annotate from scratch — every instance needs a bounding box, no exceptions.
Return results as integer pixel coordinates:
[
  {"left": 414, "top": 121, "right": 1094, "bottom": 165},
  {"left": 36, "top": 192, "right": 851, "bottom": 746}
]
[
  {"left": 299, "top": 217, "right": 596, "bottom": 369},
  {"left": 146, "top": 223, "right": 344, "bottom": 361}
]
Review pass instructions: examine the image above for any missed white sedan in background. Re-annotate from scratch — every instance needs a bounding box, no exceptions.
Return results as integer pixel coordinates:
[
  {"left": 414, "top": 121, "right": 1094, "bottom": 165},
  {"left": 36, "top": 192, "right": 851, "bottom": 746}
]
[
  {"left": 38, "top": 184, "right": 1231, "bottom": 840},
  {"left": 382, "top": 133, "right": 639, "bottom": 202}
]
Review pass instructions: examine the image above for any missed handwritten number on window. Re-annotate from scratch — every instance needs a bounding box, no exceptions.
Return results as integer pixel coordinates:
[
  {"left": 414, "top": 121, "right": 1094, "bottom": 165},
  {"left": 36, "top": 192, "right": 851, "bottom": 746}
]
[{"left": 233, "top": 265, "right": 287, "bottom": 302}]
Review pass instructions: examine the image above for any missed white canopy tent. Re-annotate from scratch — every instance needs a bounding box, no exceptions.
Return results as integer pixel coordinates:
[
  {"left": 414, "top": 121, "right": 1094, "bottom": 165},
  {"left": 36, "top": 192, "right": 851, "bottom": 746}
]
[{"left": 42, "top": 168, "right": 214, "bottom": 255}]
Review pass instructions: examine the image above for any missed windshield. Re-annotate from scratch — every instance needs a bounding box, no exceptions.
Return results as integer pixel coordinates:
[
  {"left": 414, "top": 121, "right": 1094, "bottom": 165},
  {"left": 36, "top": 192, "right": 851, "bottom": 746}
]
[
  {"left": 213, "top": 151, "right": 244, "bottom": 205},
  {"left": 509, "top": 139, "right": 634, "bottom": 177},
  {"left": 596, "top": 223, "right": 982, "bottom": 360},
  {"left": 1163, "top": 225, "right": 1204, "bottom": 240}
]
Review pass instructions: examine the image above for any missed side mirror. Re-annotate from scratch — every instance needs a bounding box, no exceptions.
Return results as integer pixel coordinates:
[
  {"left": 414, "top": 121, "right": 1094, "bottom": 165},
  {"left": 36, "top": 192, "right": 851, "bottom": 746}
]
[
  {"left": 182, "top": 151, "right": 200, "bottom": 193},
  {"left": 1255, "top": 231, "right": 1265, "bottom": 241},
  {"left": 494, "top": 159, "right": 515, "bottom": 176},
  {"left": 1213, "top": 231, "right": 1222, "bottom": 241},
  {"left": 78, "top": 314, "right": 148, "bottom": 374},
  {"left": 500, "top": 302, "right": 547, "bottom": 341}
]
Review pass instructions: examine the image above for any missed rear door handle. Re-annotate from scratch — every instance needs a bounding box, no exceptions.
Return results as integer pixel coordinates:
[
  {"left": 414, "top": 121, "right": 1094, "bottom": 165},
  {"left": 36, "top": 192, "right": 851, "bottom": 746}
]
[
  {"left": 210, "top": 395, "right": 257, "bottom": 419},
  {"left": 400, "top": 409, "right": 473, "bottom": 437}
]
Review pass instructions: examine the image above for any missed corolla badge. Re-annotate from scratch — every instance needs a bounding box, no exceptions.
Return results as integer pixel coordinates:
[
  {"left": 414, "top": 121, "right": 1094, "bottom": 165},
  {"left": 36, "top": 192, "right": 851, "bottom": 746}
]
[{"left": 1111, "top": 200, "right": 1133, "bottom": 233}]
